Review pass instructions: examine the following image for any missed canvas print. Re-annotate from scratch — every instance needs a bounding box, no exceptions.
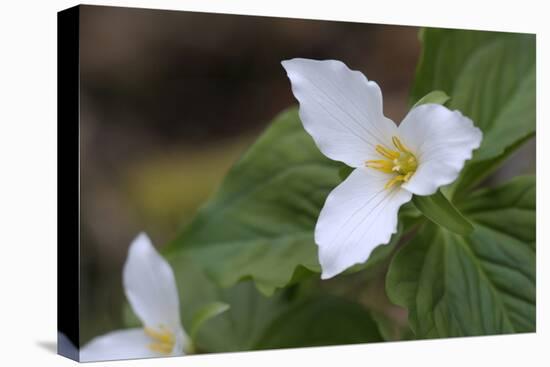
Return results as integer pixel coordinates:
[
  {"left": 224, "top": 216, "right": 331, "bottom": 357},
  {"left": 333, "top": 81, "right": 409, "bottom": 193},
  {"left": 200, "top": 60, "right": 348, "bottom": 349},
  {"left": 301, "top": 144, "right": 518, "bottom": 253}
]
[{"left": 57, "top": 4, "right": 536, "bottom": 362}]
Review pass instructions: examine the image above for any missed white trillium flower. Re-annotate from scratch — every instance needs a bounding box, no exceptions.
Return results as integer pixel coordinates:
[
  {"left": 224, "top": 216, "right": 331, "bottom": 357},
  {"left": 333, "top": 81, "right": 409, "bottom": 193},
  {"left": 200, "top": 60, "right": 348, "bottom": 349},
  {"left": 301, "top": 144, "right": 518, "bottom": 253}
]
[
  {"left": 282, "top": 58, "right": 482, "bottom": 279},
  {"left": 80, "top": 233, "right": 189, "bottom": 362}
]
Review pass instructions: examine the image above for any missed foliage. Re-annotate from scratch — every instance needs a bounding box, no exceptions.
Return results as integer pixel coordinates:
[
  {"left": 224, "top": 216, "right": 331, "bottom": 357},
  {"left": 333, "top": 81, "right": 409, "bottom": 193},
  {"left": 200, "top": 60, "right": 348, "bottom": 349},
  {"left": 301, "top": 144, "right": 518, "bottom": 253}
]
[
  {"left": 385, "top": 28, "right": 536, "bottom": 338},
  {"left": 411, "top": 29, "right": 535, "bottom": 196},
  {"left": 170, "top": 253, "right": 382, "bottom": 352},
  {"left": 387, "top": 177, "right": 535, "bottom": 337}
]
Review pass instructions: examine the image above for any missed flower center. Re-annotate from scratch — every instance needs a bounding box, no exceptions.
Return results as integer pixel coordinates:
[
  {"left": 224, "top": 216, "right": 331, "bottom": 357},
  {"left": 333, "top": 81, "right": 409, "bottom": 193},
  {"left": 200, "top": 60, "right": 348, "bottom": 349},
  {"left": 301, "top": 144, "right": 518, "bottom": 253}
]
[
  {"left": 144, "top": 326, "right": 175, "bottom": 355},
  {"left": 366, "top": 136, "right": 418, "bottom": 189}
]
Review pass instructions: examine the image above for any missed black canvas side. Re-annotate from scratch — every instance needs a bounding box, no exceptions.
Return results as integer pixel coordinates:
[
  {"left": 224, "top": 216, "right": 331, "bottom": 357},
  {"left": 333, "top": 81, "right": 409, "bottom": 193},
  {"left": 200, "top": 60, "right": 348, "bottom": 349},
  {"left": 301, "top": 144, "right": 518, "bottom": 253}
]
[{"left": 57, "top": 5, "right": 80, "bottom": 362}]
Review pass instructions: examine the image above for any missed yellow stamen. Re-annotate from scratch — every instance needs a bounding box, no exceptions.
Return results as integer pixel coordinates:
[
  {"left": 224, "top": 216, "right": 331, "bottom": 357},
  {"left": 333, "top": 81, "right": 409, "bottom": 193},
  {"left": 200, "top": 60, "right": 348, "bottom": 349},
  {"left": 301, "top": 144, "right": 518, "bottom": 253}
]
[
  {"left": 384, "top": 175, "right": 405, "bottom": 189},
  {"left": 366, "top": 136, "right": 418, "bottom": 189},
  {"left": 144, "top": 326, "right": 175, "bottom": 355},
  {"left": 392, "top": 136, "right": 409, "bottom": 152},
  {"left": 149, "top": 342, "right": 174, "bottom": 354},
  {"left": 365, "top": 159, "right": 394, "bottom": 174},
  {"left": 376, "top": 145, "right": 400, "bottom": 160},
  {"left": 403, "top": 171, "right": 414, "bottom": 182}
]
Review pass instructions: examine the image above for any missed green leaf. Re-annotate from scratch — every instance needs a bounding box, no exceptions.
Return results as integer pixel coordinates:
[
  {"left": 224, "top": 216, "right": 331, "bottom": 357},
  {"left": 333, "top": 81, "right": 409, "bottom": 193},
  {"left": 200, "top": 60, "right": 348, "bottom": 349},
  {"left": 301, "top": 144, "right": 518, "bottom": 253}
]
[
  {"left": 190, "top": 302, "right": 230, "bottom": 340},
  {"left": 167, "top": 107, "right": 341, "bottom": 295},
  {"left": 412, "top": 29, "right": 535, "bottom": 190},
  {"left": 458, "top": 176, "right": 536, "bottom": 246},
  {"left": 338, "top": 164, "right": 354, "bottom": 181},
  {"left": 168, "top": 253, "right": 382, "bottom": 352},
  {"left": 253, "top": 295, "right": 382, "bottom": 349},
  {"left": 412, "top": 191, "right": 473, "bottom": 236},
  {"left": 451, "top": 133, "right": 534, "bottom": 199},
  {"left": 412, "top": 90, "right": 450, "bottom": 108},
  {"left": 386, "top": 176, "right": 535, "bottom": 338}
]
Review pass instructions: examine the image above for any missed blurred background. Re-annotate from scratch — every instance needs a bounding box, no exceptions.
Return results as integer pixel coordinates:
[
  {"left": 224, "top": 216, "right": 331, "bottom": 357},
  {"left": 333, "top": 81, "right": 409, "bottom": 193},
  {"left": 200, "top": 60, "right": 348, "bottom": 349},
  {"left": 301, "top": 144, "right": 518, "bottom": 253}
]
[{"left": 78, "top": 5, "right": 534, "bottom": 344}]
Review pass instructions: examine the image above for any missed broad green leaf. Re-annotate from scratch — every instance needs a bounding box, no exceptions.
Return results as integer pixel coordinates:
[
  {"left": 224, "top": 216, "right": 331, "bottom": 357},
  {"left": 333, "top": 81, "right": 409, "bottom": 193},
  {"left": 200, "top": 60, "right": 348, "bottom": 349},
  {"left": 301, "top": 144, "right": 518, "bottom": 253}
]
[
  {"left": 412, "top": 90, "right": 450, "bottom": 108},
  {"left": 451, "top": 133, "right": 534, "bottom": 199},
  {"left": 412, "top": 190, "right": 473, "bottom": 236},
  {"left": 190, "top": 302, "right": 230, "bottom": 340},
  {"left": 253, "top": 295, "right": 382, "bottom": 349},
  {"left": 458, "top": 176, "right": 536, "bottom": 247},
  {"left": 168, "top": 253, "right": 382, "bottom": 352},
  {"left": 167, "top": 108, "right": 341, "bottom": 295},
  {"left": 411, "top": 29, "right": 535, "bottom": 190},
  {"left": 386, "top": 176, "right": 535, "bottom": 337}
]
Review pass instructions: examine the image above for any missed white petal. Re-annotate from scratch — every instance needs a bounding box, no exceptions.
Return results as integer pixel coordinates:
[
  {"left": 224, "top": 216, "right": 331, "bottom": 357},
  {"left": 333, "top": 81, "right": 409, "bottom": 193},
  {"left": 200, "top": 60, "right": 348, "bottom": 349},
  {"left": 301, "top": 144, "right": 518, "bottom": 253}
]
[
  {"left": 398, "top": 104, "right": 482, "bottom": 196},
  {"left": 123, "top": 233, "right": 181, "bottom": 332},
  {"left": 79, "top": 329, "right": 161, "bottom": 362},
  {"left": 315, "top": 168, "right": 412, "bottom": 279},
  {"left": 282, "top": 58, "right": 397, "bottom": 168}
]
